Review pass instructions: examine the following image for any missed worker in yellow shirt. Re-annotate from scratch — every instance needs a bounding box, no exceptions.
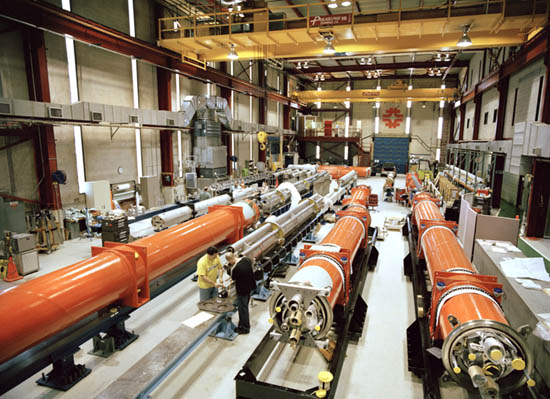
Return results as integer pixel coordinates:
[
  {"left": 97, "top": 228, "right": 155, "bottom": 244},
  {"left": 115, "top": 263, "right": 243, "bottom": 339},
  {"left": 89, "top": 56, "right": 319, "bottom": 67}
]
[{"left": 197, "top": 246, "right": 223, "bottom": 302}]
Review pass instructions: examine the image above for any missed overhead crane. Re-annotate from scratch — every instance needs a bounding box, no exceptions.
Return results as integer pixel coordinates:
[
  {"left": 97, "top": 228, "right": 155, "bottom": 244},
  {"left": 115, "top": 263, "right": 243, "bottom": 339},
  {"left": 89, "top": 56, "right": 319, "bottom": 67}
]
[{"left": 157, "top": 1, "right": 546, "bottom": 63}]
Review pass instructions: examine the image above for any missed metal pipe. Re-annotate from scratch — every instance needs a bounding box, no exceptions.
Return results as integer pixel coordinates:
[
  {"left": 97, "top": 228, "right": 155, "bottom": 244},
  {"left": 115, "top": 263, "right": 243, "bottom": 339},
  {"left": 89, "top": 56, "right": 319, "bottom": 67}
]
[
  {"left": 151, "top": 206, "right": 193, "bottom": 231},
  {"left": 318, "top": 165, "right": 371, "bottom": 179},
  {"left": 0, "top": 201, "right": 259, "bottom": 364},
  {"left": 338, "top": 170, "right": 357, "bottom": 188}
]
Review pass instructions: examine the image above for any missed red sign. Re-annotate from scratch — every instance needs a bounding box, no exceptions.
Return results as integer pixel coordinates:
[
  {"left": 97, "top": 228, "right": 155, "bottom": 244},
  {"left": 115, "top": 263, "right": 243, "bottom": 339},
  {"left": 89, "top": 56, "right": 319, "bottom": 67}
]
[
  {"left": 382, "top": 107, "right": 404, "bottom": 129},
  {"left": 309, "top": 14, "right": 352, "bottom": 27}
]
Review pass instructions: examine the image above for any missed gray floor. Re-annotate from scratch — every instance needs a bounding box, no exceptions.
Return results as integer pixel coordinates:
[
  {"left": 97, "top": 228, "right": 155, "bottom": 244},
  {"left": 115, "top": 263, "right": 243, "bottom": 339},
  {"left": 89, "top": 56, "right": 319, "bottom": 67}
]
[{"left": 2, "top": 176, "right": 448, "bottom": 399}]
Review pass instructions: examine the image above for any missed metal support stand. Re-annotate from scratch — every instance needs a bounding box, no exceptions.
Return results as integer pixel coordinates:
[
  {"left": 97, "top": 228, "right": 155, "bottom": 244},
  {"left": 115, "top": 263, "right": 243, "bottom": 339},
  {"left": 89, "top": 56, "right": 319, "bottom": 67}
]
[
  {"left": 403, "top": 215, "right": 443, "bottom": 399},
  {"left": 251, "top": 280, "right": 272, "bottom": 301},
  {"left": 36, "top": 350, "right": 91, "bottom": 391},
  {"left": 88, "top": 319, "right": 138, "bottom": 358},
  {"left": 209, "top": 312, "right": 238, "bottom": 341}
]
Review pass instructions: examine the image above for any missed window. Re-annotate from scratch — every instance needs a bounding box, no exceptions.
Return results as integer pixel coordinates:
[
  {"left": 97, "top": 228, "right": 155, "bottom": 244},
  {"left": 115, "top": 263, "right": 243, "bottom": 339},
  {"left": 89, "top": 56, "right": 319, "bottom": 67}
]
[
  {"left": 493, "top": 109, "right": 498, "bottom": 123},
  {"left": 535, "top": 75, "right": 544, "bottom": 121},
  {"left": 512, "top": 88, "right": 518, "bottom": 126},
  {"left": 467, "top": 118, "right": 470, "bottom": 129},
  {"left": 484, "top": 112, "right": 488, "bottom": 125}
]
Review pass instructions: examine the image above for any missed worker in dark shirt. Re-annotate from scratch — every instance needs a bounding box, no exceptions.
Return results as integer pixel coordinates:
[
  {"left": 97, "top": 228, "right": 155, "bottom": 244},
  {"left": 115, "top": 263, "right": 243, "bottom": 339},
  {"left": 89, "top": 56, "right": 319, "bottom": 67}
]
[{"left": 226, "top": 251, "right": 256, "bottom": 335}]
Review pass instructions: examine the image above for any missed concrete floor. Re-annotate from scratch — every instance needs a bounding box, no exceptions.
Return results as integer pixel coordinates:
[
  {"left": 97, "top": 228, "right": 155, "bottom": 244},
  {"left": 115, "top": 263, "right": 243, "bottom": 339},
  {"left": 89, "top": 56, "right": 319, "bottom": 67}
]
[{"left": 2, "top": 176, "right": 463, "bottom": 399}]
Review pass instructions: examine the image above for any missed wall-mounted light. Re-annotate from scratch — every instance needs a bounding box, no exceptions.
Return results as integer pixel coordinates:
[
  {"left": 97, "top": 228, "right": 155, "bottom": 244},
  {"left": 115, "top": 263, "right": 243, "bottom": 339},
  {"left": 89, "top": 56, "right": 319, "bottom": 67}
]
[
  {"left": 457, "top": 25, "right": 472, "bottom": 48},
  {"left": 228, "top": 43, "right": 239, "bottom": 60}
]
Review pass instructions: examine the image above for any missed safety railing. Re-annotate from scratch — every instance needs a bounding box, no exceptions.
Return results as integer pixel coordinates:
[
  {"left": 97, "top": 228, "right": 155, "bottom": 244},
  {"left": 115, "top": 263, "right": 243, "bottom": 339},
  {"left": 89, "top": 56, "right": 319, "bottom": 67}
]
[{"left": 158, "top": 0, "right": 509, "bottom": 43}]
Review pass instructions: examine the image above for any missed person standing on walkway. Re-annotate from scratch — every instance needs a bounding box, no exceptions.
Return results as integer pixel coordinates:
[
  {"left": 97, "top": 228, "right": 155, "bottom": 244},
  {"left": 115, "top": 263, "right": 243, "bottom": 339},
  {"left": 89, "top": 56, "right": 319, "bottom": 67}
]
[
  {"left": 226, "top": 252, "right": 256, "bottom": 334},
  {"left": 197, "top": 246, "right": 222, "bottom": 302}
]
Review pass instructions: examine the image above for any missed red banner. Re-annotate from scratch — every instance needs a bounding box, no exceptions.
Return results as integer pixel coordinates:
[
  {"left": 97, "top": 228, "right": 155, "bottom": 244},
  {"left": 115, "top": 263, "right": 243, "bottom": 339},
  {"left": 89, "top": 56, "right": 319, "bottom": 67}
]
[{"left": 309, "top": 14, "right": 352, "bottom": 27}]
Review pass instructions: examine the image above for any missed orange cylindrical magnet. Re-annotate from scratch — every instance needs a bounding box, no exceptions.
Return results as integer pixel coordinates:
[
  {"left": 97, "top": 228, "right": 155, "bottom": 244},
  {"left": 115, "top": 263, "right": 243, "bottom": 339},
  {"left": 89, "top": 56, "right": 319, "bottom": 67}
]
[{"left": 0, "top": 203, "right": 259, "bottom": 364}]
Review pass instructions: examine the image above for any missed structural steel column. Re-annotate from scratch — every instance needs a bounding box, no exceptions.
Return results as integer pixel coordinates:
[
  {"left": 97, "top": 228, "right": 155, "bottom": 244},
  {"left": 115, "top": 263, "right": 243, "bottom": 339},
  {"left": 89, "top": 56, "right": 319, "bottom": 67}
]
[
  {"left": 22, "top": 28, "right": 62, "bottom": 209},
  {"left": 458, "top": 103, "right": 465, "bottom": 141},
  {"left": 472, "top": 95, "right": 482, "bottom": 141},
  {"left": 157, "top": 68, "right": 174, "bottom": 186},
  {"left": 449, "top": 106, "right": 456, "bottom": 144},
  {"left": 495, "top": 75, "right": 509, "bottom": 140},
  {"left": 541, "top": 49, "right": 550, "bottom": 124}
]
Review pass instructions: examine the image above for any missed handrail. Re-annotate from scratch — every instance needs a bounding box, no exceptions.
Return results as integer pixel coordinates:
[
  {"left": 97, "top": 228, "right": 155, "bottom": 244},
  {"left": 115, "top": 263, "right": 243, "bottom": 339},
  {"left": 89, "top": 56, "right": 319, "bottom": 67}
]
[{"left": 158, "top": 0, "right": 506, "bottom": 42}]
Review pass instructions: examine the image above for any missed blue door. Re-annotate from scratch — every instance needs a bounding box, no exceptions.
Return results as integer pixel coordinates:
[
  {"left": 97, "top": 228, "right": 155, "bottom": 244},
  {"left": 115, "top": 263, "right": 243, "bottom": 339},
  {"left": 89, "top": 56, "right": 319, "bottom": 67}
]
[{"left": 373, "top": 137, "right": 409, "bottom": 174}]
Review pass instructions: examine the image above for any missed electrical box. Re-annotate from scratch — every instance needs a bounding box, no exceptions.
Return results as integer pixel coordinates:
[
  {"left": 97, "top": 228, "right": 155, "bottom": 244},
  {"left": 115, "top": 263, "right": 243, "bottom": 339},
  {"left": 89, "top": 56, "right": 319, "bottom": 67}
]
[
  {"left": 11, "top": 233, "right": 36, "bottom": 253},
  {"left": 83, "top": 181, "right": 111, "bottom": 212}
]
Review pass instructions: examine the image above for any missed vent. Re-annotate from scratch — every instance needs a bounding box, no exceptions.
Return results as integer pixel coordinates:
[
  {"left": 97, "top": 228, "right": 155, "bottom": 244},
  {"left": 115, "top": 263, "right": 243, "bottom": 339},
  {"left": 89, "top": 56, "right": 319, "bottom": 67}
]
[
  {"left": 0, "top": 102, "right": 10, "bottom": 115},
  {"left": 90, "top": 111, "right": 103, "bottom": 122},
  {"left": 167, "top": 118, "right": 175, "bottom": 126},
  {"left": 129, "top": 115, "right": 139, "bottom": 124},
  {"left": 48, "top": 107, "right": 63, "bottom": 118}
]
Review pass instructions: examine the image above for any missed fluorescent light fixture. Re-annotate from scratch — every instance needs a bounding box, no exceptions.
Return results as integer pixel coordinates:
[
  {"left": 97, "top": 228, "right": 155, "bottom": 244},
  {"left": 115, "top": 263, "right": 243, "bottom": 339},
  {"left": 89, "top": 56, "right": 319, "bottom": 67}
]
[
  {"left": 341, "top": 0, "right": 351, "bottom": 6},
  {"left": 407, "top": 100, "right": 412, "bottom": 109},
  {"left": 440, "top": 100, "right": 445, "bottom": 109},
  {"left": 316, "top": 144, "right": 321, "bottom": 159},
  {"left": 346, "top": 84, "right": 351, "bottom": 91},
  {"left": 228, "top": 44, "right": 239, "bottom": 60},
  {"left": 457, "top": 25, "right": 472, "bottom": 47},
  {"left": 317, "top": 85, "right": 321, "bottom": 108},
  {"left": 328, "top": 0, "right": 338, "bottom": 8},
  {"left": 344, "top": 144, "right": 349, "bottom": 160},
  {"left": 375, "top": 102, "right": 380, "bottom": 109},
  {"left": 437, "top": 116, "right": 443, "bottom": 139},
  {"left": 405, "top": 116, "right": 411, "bottom": 134},
  {"left": 374, "top": 116, "right": 380, "bottom": 133},
  {"left": 436, "top": 148, "right": 441, "bottom": 162}
]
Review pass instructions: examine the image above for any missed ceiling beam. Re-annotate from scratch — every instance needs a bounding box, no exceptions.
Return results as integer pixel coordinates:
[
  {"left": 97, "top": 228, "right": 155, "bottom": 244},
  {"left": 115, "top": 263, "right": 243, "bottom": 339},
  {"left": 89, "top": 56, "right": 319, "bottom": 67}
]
[
  {"left": 292, "top": 60, "right": 468, "bottom": 74},
  {"left": 0, "top": 0, "right": 303, "bottom": 109},
  {"left": 285, "top": 0, "right": 303, "bottom": 18},
  {"left": 319, "top": 74, "right": 459, "bottom": 83}
]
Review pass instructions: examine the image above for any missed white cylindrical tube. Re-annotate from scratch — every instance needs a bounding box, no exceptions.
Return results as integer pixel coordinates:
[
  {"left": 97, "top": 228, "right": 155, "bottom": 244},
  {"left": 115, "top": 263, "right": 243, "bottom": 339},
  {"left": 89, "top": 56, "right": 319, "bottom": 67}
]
[
  {"left": 113, "top": 183, "right": 131, "bottom": 192},
  {"left": 278, "top": 182, "right": 302, "bottom": 209},
  {"left": 151, "top": 206, "right": 193, "bottom": 230},
  {"left": 288, "top": 164, "right": 318, "bottom": 173},
  {"left": 338, "top": 170, "right": 357, "bottom": 188},
  {"left": 289, "top": 265, "right": 334, "bottom": 291},
  {"left": 194, "top": 194, "right": 232, "bottom": 215}
]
